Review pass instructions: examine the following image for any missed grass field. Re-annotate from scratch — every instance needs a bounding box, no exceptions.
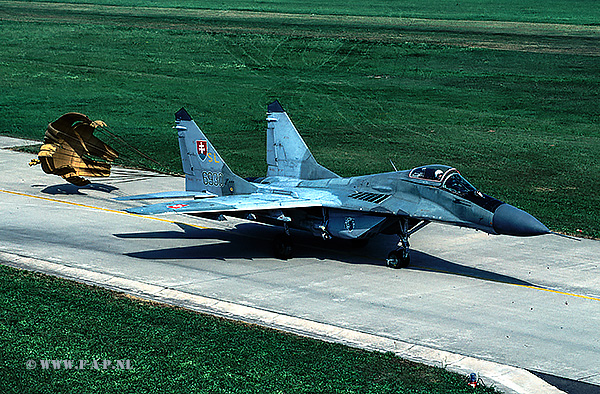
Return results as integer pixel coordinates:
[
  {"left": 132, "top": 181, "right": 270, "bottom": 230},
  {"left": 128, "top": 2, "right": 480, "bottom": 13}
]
[
  {"left": 0, "top": 0, "right": 598, "bottom": 240},
  {"left": 0, "top": 264, "right": 498, "bottom": 393}
]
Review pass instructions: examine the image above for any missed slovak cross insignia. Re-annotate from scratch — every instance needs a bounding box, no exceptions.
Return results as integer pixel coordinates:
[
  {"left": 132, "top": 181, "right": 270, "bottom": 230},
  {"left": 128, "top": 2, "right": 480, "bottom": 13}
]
[{"left": 196, "top": 140, "right": 207, "bottom": 161}]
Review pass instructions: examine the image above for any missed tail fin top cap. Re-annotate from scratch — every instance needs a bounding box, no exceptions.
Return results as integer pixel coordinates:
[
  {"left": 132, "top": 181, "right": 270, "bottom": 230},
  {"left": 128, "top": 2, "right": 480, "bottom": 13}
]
[
  {"left": 176, "top": 108, "right": 192, "bottom": 121},
  {"left": 267, "top": 100, "right": 285, "bottom": 113}
]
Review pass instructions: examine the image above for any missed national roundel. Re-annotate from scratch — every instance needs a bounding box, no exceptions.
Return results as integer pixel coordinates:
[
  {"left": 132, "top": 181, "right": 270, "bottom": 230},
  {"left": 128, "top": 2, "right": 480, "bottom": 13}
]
[{"left": 196, "top": 140, "right": 207, "bottom": 161}]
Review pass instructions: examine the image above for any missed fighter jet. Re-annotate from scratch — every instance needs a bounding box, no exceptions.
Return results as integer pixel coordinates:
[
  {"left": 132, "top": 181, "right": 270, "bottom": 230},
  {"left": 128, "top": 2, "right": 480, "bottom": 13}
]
[{"left": 121, "top": 100, "right": 550, "bottom": 268}]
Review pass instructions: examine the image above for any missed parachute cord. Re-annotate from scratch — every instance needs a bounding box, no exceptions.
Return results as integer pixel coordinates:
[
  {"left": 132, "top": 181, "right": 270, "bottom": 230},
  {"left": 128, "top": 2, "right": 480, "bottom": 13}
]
[{"left": 96, "top": 125, "right": 164, "bottom": 167}]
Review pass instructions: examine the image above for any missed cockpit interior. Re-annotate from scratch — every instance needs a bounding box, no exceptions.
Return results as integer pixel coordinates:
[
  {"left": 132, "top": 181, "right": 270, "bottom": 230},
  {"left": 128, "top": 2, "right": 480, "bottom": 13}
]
[{"left": 409, "top": 165, "right": 479, "bottom": 196}]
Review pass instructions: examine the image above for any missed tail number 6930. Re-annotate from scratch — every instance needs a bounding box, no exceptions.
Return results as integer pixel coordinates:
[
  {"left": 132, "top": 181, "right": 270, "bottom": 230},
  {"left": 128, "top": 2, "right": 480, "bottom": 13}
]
[{"left": 202, "top": 171, "right": 224, "bottom": 187}]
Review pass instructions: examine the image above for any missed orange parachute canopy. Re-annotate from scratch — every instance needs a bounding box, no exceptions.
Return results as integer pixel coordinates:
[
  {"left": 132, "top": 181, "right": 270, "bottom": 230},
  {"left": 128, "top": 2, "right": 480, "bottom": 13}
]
[{"left": 29, "top": 113, "right": 118, "bottom": 186}]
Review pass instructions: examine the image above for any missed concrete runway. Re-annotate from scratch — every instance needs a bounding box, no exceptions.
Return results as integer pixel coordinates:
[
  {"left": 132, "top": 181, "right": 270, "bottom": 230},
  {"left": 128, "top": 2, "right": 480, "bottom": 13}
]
[{"left": 1, "top": 137, "right": 599, "bottom": 390}]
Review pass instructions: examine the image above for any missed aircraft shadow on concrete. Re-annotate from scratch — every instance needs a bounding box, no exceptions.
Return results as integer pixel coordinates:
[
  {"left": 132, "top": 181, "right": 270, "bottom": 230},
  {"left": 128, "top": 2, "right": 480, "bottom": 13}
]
[
  {"left": 117, "top": 222, "right": 274, "bottom": 260},
  {"left": 116, "top": 222, "right": 533, "bottom": 286},
  {"left": 406, "top": 251, "right": 533, "bottom": 286},
  {"left": 40, "top": 183, "right": 118, "bottom": 195}
]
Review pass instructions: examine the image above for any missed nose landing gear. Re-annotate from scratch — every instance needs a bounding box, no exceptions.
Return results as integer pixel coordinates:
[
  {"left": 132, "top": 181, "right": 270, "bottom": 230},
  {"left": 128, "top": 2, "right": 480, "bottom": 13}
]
[
  {"left": 386, "top": 248, "right": 410, "bottom": 269},
  {"left": 386, "top": 224, "right": 410, "bottom": 269},
  {"left": 386, "top": 219, "right": 430, "bottom": 269}
]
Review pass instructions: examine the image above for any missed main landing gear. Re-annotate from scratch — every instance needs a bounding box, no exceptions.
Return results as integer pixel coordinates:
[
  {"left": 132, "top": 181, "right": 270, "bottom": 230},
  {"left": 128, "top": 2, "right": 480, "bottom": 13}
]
[
  {"left": 273, "top": 233, "right": 293, "bottom": 260},
  {"left": 273, "top": 222, "right": 293, "bottom": 260},
  {"left": 386, "top": 219, "right": 430, "bottom": 269}
]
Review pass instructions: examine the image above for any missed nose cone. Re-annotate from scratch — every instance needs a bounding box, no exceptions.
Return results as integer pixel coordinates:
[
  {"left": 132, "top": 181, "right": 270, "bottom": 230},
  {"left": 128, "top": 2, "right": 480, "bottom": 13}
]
[{"left": 493, "top": 204, "right": 549, "bottom": 236}]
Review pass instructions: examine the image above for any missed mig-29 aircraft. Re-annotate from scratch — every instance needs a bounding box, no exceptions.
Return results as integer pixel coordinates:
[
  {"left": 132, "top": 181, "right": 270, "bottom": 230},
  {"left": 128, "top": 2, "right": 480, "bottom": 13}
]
[{"left": 121, "top": 101, "right": 550, "bottom": 268}]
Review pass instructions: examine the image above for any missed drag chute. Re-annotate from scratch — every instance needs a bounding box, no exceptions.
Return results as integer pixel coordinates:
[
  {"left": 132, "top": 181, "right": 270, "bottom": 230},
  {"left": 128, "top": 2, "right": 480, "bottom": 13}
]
[{"left": 29, "top": 113, "right": 118, "bottom": 186}]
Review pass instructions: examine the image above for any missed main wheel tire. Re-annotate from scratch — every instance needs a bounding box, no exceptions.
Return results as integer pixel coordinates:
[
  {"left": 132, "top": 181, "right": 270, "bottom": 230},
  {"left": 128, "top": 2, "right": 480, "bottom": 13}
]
[{"left": 273, "top": 234, "right": 293, "bottom": 260}]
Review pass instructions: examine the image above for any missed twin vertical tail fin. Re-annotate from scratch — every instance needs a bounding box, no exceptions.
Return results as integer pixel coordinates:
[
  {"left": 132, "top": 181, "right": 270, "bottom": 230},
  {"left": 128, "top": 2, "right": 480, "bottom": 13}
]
[
  {"left": 175, "top": 101, "right": 336, "bottom": 195},
  {"left": 266, "top": 100, "right": 339, "bottom": 180},
  {"left": 175, "top": 108, "right": 256, "bottom": 196}
]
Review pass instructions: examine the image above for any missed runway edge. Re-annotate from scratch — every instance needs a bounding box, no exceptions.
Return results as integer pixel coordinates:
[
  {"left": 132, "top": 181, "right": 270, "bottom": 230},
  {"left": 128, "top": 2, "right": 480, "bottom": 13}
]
[{"left": 0, "top": 251, "right": 565, "bottom": 394}]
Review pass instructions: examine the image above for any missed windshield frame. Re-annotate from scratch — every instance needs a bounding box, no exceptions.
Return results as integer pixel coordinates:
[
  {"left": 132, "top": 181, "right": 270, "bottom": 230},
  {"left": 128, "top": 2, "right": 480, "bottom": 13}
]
[{"left": 441, "top": 171, "right": 478, "bottom": 196}]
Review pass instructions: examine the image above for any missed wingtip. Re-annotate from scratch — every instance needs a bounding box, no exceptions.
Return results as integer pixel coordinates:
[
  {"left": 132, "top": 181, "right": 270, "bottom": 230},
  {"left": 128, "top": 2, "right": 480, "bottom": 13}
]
[{"left": 124, "top": 206, "right": 145, "bottom": 214}]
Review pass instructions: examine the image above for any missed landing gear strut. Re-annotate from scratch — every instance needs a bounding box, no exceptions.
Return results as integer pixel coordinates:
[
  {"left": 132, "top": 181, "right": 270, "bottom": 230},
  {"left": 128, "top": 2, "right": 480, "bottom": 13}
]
[
  {"left": 273, "top": 222, "right": 293, "bottom": 260},
  {"left": 386, "top": 219, "right": 429, "bottom": 269},
  {"left": 273, "top": 234, "right": 293, "bottom": 260}
]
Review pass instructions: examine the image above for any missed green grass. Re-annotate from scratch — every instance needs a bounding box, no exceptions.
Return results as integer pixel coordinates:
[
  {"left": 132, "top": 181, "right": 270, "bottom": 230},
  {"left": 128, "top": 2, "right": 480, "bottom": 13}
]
[
  {"left": 0, "top": 264, "right": 498, "bottom": 393},
  {"left": 0, "top": 1, "right": 598, "bottom": 237}
]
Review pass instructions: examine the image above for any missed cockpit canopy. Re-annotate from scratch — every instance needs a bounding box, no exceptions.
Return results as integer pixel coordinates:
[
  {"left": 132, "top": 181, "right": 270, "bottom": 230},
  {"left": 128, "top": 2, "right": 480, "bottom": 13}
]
[
  {"left": 409, "top": 165, "right": 479, "bottom": 196},
  {"left": 409, "top": 165, "right": 452, "bottom": 182}
]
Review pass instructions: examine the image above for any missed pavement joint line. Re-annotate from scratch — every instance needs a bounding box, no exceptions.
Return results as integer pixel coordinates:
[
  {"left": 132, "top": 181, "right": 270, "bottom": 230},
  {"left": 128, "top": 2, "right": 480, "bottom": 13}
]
[{"left": 0, "top": 250, "right": 565, "bottom": 394}]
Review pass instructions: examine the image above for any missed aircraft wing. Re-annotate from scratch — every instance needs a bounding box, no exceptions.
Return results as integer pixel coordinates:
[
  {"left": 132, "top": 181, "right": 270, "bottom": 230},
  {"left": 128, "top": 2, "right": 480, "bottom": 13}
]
[{"left": 125, "top": 192, "right": 341, "bottom": 215}]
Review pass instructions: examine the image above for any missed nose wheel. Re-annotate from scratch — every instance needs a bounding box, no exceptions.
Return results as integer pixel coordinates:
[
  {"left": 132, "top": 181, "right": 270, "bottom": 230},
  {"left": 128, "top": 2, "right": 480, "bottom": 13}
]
[
  {"left": 386, "top": 219, "right": 429, "bottom": 269},
  {"left": 386, "top": 249, "right": 410, "bottom": 269}
]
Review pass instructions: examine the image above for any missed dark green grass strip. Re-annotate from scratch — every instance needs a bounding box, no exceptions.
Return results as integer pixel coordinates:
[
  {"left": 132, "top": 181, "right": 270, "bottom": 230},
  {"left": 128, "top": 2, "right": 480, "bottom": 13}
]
[{"left": 0, "top": 265, "right": 498, "bottom": 393}]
